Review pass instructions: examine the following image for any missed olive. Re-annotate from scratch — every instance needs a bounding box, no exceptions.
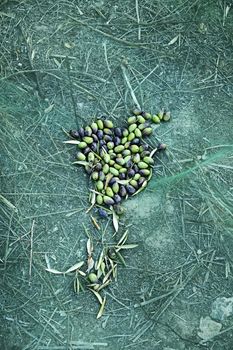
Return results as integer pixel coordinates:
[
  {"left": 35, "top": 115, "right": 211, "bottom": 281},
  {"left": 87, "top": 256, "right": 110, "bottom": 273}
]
[
  {"left": 139, "top": 169, "right": 151, "bottom": 176},
  {"left": 106, "top": 187, "right": 114, "bottom": 197},
  {"left": 157, "top": 143, "right": 167, "bottom": 150},
  {"left": 96, "top": 194, "right": 103, "bottom": 205},
  {"left": 103, "top": 128, "right": 113, "bottom": 136},
  {"left": 92, "top": 171, "right": 99, "bottom": 181},
  {"left": 103, "top": 196, "right": 115, "bottom": 206},
  {"left": 95, "top": 162, "right": 102, "bottom": 171},
  {"left": 141, "top": 150, "right": 151, "bottom": 158},
  {"left": 142, "top": 127, "right": 153, "bottom": 136},
  {"left": 88, "top": 152, "right": 95, "bottom": 162},
  {"left": 133, "top": 173, "right": 141, "bottom": 181},
  {"left": 107, "top": 141, "right": 115, "bottom": 150},
  {"left": 103, "top": 164, "right": 110, "bottom": 174},
  {"left": 78, "top": 141, "right": 87, "bottom": 149},
  {"left": 127, "top": 116, "right": 137, "bottom": 124},
  {"left": 69, "top": 130, "right": 79, "bottom": 138},
  {"left": 99, "top": 140, "right": 106, "bottom": 147},
  {"left": 104, "top": 120, "right": 114, "bottom": 128},
  {"left": 114, "top": 127, "right": 122, "bottom": 137},
  {"left": 85, "top": 165, "right": 92, "bottom": 174},
  {"left": 113, "top": 136, "right": 121, "bottom": 146},
  {"left": 131, "top": 145, "right": 139, "bottom": 153},
  {"left": 128, "top": 123, "right": 137, "bottom": 133},
  {"left": 112, "top": 182, "right": 119, "bottom": 194},
  {"left": 104, "top": 135, "right": 112, "bottom": 142},
  {"left": 109, "top": 167, "right": 119, "bottom": 176},
  {"left": 96, "top": 180, "right": 104, "bottom": 191},
  {"left": 99, "top": 171, "right": 105, "bottom": 181},
  {"left": 119, "top": 185, "right": 127, "bottom": 197},
  {"left": 114, "top": 145, "right": 124, "bottom": 153},
  {"left": 103, "top": 153, "right": 110, "bottom": 163},
  {"left": 114, "top": 163, "right": 122, "bottom": 170},
  {"left": 122, "top": 149, "right": 131, "bottom": 157},
  {"left": 119, "top": 167, "right": 127, "bottom": 173},
  {"left": 77, "top": 152, "right": 86, "bottom": 161},
  {"left": 134, "top": 128, "right": 142, "bottom": 138},
  {"left": 119, "top": 173, "right": 126, "bottom": 180},
  {"left": 129, "top": 179, "right": 138, "bottom": 188},
  {"left": 133, "top": 164, "right": 139, "bottom": 173},
  {"left": 97, "top": 119, "right": 104, "bottom": 130},
  {"left": 138, "top": 161, "right": 149, "bottom": 169},
  {"left": 78, "top": 127, "right": 85, "bottom": 138},
  {"left": 83, "top": 146, "right": 91, "bottom": 155},
  {"left": 128, "top": 132, "right": 135, "bottom": 141},
  {"left": 109, "top": 177, "right": 117, "bottom": 186},
  {"left": 138, "top": 122, "right": 149, "bottom": 131},
  {"left": 133, "top": 153, "right": 140, "bottom": 163},
  {"left": 163, "top": 111, "right": 171, "bottom": 121},
  {"left": 125, "top": 184, "right": 136, "bottom": 195},
  {"left": 91, "top": 122, "right": 98, "bottom": 133},
  {"left": 90, "top": 143, "right": 97, "bottom": 152},
  {"left": 114, "top": 194, "right": 122, "bottom": 204},
  {"left": 152, "top": 115, "right": 160, "bottom": 124},
  {"left": 116, "top": 158, "right": 125, "bottom": 166},
  {"left": 122, "top": 128, "right": 129, "bottom": 137},
  {"left": 137, "top": 115, "right": 146, "bottom": 124},
  {"left": 132, "top": 108, "right": 142, "bottom": 116},
  {"left": 121, "top": 136, "right": 128, "bottom": 145},
  {"left": 84, "top": 126, "right": 92, "bottom": 136},
  {"left": 83, "top": 136, "right": 93, "bottom": 144},
  {"left": 143, "top": 156, "right": 154, "bottom": 165},
  {"left": 131, "top": 138, "right": 141, "bottom": 145},
  {"left": 127, "top": 169, "right": 135, "bottom": 178},
  {"left": 97, "top": 130, "right": 104, "bottom": 139},
  {"left": 143, "top": 112, "right": 152, "bottom": 120},
  {"left": 88, "top": 273, "right": 98, "bottom": 283},
  {"left": 125, "top": 160, "right": 133, "bottom": 168},
  {"left": 138, "top": 177, "right": 146, "bottom": 186},
  {"left": 92, "top": 134, "right": 99, "bottom": 142}
]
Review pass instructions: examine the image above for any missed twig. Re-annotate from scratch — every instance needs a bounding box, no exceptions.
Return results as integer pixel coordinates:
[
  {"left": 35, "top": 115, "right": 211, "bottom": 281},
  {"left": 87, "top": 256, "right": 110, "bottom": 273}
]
[
  {"left": 121, "top": 64, "right": 141, "bottom": 110},
  {"left": 29, "top": 219, "right": 35, "bottom": 283},
  {"left": 135, "top": 0, "right": 141, "bottom": 40}
]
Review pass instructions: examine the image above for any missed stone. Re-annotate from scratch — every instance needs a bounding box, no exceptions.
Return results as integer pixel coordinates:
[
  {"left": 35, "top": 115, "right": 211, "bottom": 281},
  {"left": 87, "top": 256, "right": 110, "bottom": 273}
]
[
  {"left": 198, "top": 316, "right": 222, "bottom": 341},
  {"left": 211, "top": 297, "right": 233, "bottom": 322}
]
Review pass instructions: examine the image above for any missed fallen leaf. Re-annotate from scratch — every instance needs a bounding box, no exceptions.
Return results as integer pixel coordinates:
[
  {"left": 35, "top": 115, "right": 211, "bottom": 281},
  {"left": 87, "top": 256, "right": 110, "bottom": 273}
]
[
  {"left": 97, "top": 296, "right": 106, "bottom": 319},
  {"left": 168, "top": 34, "right": 179, "bottom": 46},
  {"left": 65, "top": 261, "right": 84, "bottom": 274}
]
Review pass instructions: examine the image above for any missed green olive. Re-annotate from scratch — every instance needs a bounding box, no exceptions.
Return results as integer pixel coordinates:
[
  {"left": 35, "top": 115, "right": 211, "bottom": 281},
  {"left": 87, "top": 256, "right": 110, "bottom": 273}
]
[
  {"left": 132, "top": 108, "right": 142, "bottom": 116},
  {"left": 114, "top": 145, "right": 125, "bottom": 153},
  {"left": 78, "top": 141, "right": 87, "bottom": 149},
  {"left": 142, "top": 127, "right": 153, "bottom": 136},
  {"left": 121, "top": 137, "right": 128, "bottom": 145},
  {"left": 134, "top": 128, "right": 142, "bottom": 138},
  {"left": 119, "top": 167, "right": 127, "bottom": 173},
  {"left": 88, "top": 273, "right": 98, "bottom": 283},
  {"left": 96, "top": 180, "right": 104, "bottom": 191},
  {"left": 112, "top": 182, "right": 119, "bottom": 193},
  {"left": 83, "top": 136, "right": 94, "bottom": 144},
  {"left": 137, "top": 115, "right": 146, "bottom": 124},
  {"left": 103, "top": 164, "right": 110, "bottom": 174},
  {"left": 131, "top": 145, "right": 139, "bottom": 153},
  {"left": 133, "top": 153, "right": 140, "bottom": 163},
  {"left": 92, "top": 171, "right": 99, "bottom": 180},
  {"left": 114, "top": 163, "right": 122, "bottom": 170},
  {"left": 127, "top": 116, "right": 137, "bottom": 124},
  {"left": 152, "top": 115, "right": 160, "bottom": 123},
  {"left": 109, "top": 167, "right": 119, "bottom": 176},
  {"left": 106, "top": 187, "right": 114, "bottom": 197},
  {"left": 143, "top": 156, "right": 154, "bottom": 165},
  {"left": 128, "top": 132, "right": 135, "bottom": 141},
  {"left": 103, "top": 153, "right": 110, "bottom": 163},
  {"left": 77, "top": 152, "right": 86, "bottom": 161},
  {"left": 138, "top": 161, "right": 149, "bottom": 169},
  {"left": 88, "top": 152, "right": 95, "bottom": 162},
  {"left": 128, "top": 123, "right": 137, "bottom": 133},
  {"left": 96, "top": 194, "right": 103, "bottom": 205},
  {"left": 104, "top": 120, "right": 114, "bottom": 128},
  {"left": 133, "top": 173, "right": 141, "bottom": 181},
  {"left": 97, "top": 119, "right": 104, "bottom": 129}
]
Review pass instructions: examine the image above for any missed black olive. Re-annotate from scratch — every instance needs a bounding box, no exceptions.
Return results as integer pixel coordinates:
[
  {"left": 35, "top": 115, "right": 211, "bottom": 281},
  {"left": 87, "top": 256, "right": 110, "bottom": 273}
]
[
  {"left": 125, "top": 160, "right": 133, "bottom": 169},
  {"left": 83, "top": 147, "right": 91, "bottom": 155},
  {"left": 125, "top": 184, "right": 136, "bottom": 195},
  {"left": 78, "top": 127, "right": 85, "bottom": 138},
  {"left": 69, "top": 130, "right": 79, "bottom": 139},
  {"left": 113, "top": 136, "right": 121, "bottom": 146},
  {"left": 104, "top": 135, "right": 113, "bottom": 142},
  {"left": 131, "top": 138, "right": 141, "bottom": 145},
  {"left": 119, "top": 173, "right": 126, "bottom": 180},
  {"left": 90, "top": 143, "right": 97, "bottom": 152},
  {"left": 97, "top": 130, "right": 104, "bottom": 140},
  {"left": 127, "top": 169, "right": 135, "bottom": 178},
  {"left": 114, "top": 194, "right": 122, "bottom": 204},
  {"left": 114, "top": 127, "right": 122, "bottom": 137},
  {"left": 92, "top": 134, "right": 99, "bottom": 142},
  {"left": 109, "top": 177, "right": 117, "bottom": 186},
  {"left": 119, "top": 185, "right": 127, "bottom": 197}
]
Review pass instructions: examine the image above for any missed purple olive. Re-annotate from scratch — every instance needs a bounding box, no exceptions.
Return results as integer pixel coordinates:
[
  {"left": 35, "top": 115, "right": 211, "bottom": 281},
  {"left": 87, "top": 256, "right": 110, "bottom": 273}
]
[
  {"left": 95, "top": 162, "right": 102, "bottom": 171},
  {"left": 69, "top": 130, "right": 80, "bottom": 139},
  {"left": 109, "top": 177, "right": 117, "bottom": 186},
  {"left": 92, "top": 134, "right": 99, "bottom": 142},
  {"left": 127, "top": 169, "right": 135, "bottom": 178},
  {"left": 78, "top": 127, "right": 85, "bottom": 138},
  {"left": 99, "top": 140, "right": 106, "bottom": 147},
  {"left": 104, "top": 135, "right": 112, "bottom": 142},
  {"left": 113, "top": 136, "right": 121, "bottom": 146},
  {"left": 119, "top": 185, "right": 127, "bottom": 197},
  {"left": 138, "top": 177, "right": 146, "bottom": 186},
  {"left": 97, "top": 130, "right": 104, "bottom": 139},
  {"left": 83, "top": 147, "right": 91, "bottom": 155},
  {"left": 90, "top": 143, "right": 97, "bottom": 152},
  {"left": 98, "top": 208, "right": 108, "bottom": 218},
  {"left": 133, "top": 164, "right": 139, "bottom": 173},
  {"left": 114, "top": 194, "right": 122, "bottom": 204},
  {"left": 131, "top": 138, "right": 141, "bottom": 145},
  {"left": 126, "top": 184, "right": 136, "bottom": 195},
  {"left": 125, "top": 160, "right": 133, "bottom": 168},
  {"left": 114, "top": 127, "right": 122, "bottom": 137},
  {"left": 119, "top": 173, "right": 126, "bottom": 180},
  {"left": 141, "top": 150, "right": 151, "bottom": 158}
]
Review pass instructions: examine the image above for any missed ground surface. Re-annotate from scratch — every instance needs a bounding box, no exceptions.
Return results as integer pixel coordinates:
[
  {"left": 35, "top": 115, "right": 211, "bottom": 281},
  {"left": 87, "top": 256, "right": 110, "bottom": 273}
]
[{"left": 0, "top": 0, "right": 233, "bottom": 349}]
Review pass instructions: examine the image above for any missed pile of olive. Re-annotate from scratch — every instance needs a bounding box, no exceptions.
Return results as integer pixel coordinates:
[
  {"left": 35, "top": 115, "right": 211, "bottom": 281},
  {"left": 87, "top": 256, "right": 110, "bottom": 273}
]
[{"left": 69, "top": 109, "right": 169, "bottom": 208}]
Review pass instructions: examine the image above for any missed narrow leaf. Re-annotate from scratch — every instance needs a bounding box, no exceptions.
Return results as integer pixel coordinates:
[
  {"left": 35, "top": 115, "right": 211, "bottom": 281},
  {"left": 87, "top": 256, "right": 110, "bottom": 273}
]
[
  {"left": 87, "top": 238, "right": 93, "bottom": 255},
  {"left": 97, "top": 296, "right": 106, "bottom": 319},
  {"left": 65, "top": 261, "right": 84, "bottom": 274},
  {"left": 90, "top": 289, "right": 103, "bottom": 304},
  {"left": 45, "top": 268, "right": 64, "bottom": 275},
  {"left": 168, "top": 34, "right": 179, "bottom": 46},
  {"left": 63, "top": 140, "right": 80, "bottom": 144},
  {"left": 112, "top": 210, "right": 119, "bottom": 233},
  {"left": 116, "top": 244, "right": 138, "bottom": 250},
  {"left": 72, "top": 161, "right": 89, "bottom": 166},
  {"left": 117, "top": 229, "right": 128, "bottom": 246}
]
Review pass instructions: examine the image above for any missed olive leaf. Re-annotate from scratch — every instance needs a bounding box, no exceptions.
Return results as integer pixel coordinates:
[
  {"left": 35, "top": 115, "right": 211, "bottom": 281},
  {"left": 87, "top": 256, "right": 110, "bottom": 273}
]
[
  {"left": 65, "top": 261, "right": 84, "bottom": 274},
  {"left": 97, "top": 296, "right": 106, "bottom": 319},
  {"left": 112, "top": 209, "right": 119, "bottom": 233}
]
